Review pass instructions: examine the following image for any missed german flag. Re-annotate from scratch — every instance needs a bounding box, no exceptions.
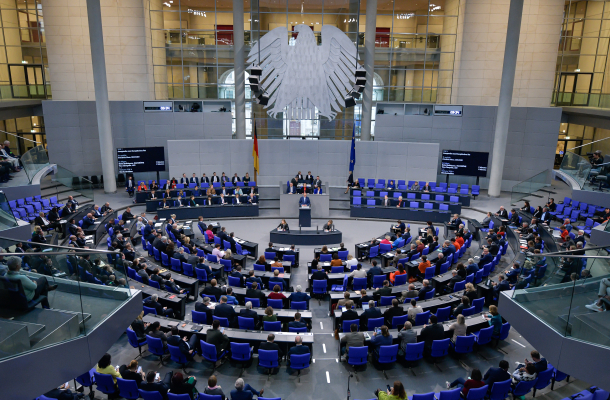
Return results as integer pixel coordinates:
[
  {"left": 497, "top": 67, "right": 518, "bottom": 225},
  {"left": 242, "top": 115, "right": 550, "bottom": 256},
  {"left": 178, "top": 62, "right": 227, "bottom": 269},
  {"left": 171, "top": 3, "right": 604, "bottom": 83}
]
[{"left": 252, "top": 117, "right": 259, "bottom": 177}]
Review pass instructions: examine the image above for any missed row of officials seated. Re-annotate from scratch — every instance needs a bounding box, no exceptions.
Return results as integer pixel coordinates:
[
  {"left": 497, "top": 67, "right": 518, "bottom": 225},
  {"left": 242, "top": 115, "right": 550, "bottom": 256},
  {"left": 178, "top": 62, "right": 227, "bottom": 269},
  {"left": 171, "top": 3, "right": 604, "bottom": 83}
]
[
  {"left": 125, "top": 172, "right": 256, "bottom": 194},
  {"left": 157, "top": 192, "right": 258, "bottom": 208}
]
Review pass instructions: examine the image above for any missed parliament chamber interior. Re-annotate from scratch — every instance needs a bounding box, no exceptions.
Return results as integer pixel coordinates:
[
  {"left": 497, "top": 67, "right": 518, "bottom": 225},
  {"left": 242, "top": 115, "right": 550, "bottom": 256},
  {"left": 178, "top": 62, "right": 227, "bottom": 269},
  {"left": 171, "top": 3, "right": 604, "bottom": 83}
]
[{"left": 0, "top": 0, "right": 610, "bottom": 399}]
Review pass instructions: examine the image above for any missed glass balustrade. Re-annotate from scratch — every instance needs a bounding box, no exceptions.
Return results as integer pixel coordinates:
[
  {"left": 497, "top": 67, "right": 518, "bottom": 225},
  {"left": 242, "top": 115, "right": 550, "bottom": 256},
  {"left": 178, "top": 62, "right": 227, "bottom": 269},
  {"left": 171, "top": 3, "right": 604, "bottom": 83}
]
[
  {"left": 0, "top": 237, "right": 134, "bottom": 362},
  {"left": 20, "top": 144, "right": 50, "bottom": 183},
  {"left": 509, "top": 249, "right": 610, "bottom": 348},
  {"left": 510, "top": 169, "right": 551, "bottom": 204},
  {"left": 558, "top": 151, "right": 593, "bottom": 189}
]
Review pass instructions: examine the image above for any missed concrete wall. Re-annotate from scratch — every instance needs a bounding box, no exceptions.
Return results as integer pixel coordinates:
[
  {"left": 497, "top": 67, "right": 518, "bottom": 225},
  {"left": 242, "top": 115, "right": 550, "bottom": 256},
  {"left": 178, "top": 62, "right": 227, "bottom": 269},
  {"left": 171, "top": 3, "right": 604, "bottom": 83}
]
[
  {"left": 451, "top": 0, "right": 564, "bottom": 107},
  {"left": 42, "top": 100, "right": 232, "bottom": 180},
  {"left": 167, "top": 140, "right": 440, "bottom": 187},
  {"left": 375, "top": 105, "right": 561, "bottom": 190}
]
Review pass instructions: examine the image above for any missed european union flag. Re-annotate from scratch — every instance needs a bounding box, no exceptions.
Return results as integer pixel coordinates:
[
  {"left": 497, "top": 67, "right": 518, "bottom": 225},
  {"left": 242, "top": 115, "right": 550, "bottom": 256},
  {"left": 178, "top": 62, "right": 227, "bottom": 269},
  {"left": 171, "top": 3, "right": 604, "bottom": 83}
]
[{"left": 349, "top": 125, "right": 356, "bottom": 172}]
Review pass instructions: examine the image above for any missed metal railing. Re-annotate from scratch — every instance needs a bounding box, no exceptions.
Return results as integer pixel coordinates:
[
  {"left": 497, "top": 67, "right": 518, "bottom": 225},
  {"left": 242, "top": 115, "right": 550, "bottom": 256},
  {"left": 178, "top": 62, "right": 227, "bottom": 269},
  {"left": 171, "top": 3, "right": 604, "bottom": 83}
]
[
  {"left": 52, "top": 165, "right": 94, "bottom": 203},
  {"left": 558, "top": 151, "right": 593, "bottom": 190}
]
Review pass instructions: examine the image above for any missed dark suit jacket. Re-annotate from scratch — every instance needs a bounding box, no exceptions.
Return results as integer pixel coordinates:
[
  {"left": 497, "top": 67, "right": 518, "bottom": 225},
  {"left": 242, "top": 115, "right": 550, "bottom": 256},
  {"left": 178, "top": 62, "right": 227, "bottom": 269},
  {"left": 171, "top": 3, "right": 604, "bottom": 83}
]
[
  {"left": 246, "top": 288, "right": 265, "bottom": 302},
  {"left": 206, "top": 328, "right": 229, "bottom": 355},
  {"left": 139, "top": 381, "right": 169, "bottom": 399},
  {"left": 483, "top": 367, "right": 511, "bottom": 387},
  {"left": 311, "top": 270, "right": 327, "bottom": 281},
  {"left": 383, "top": 305, "right": 405, "bottom": 326},
  {"left": 360, "top": 307, "right": 382, "bottom": 327},
  {"left": 259, "top": 341, "right": 284, "bottom": 358},
  {"left": 202, "top": 286, "right": 223, "bottom": 301},
  {"left": 213, "top": 303, "right": 237, "bottom": 325},
  {"left": 418, "top": 285, "right": 433, "bottom": 300},
  {"left": 373, "top": 286, "right": 392, "bottom": 300},
  {"left": 239, "top": 308, "right": 259, "bottom": 326},
  {"left": 339, "top": 309, "right": 360, "bottom": 327},
  {"left": 420, "top": 322, "right": 445, "bottom": 348}
]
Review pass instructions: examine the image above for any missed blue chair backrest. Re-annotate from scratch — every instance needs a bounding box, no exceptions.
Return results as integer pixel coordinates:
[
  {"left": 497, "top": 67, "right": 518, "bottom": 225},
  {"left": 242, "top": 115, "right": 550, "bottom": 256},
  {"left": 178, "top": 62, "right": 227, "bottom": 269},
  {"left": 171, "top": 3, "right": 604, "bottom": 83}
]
[
  {"left": 290, "top": 352, "right": 310, "bottom": 370},
  {"left": 437, "top": 389, "right": 462, "bottom": 400},
  {"left": 430, "top": 338, "right": 450, "bottom": 357},
  {"left": 454, "top": 335, "right": 475, "bottom": 353},
  {"left": 377, "top": 344, "right": 398, "bottom": 363},
  {"left": 338, "top": 250, "right": 349, "bottom": 260},
  {"left": 391, "top": 314, "right": 409, "bottom": 329},
  {"left": 267, "top": 298, "right": 283, "bottom": 309},
  {"left": 461, "top": 306, "right": 476, "bottom": 317},
  {"left": 472, "top": 297, "right": 485, "bottom": 313},
  {"left": 475, "top": 326, "right": 494, "bottom": 345},
  {"left": 213, "top": 316, "right": 229, "bottom": 327},
  {"left": 372, "top": 275, "right": 385, "bottom": 288},
  {"left": 192, "top": 310, "right": 208, "bottom": 324},
  {"left": 435, "top": 306, "right": 451, "bottom": 322},
  {"left": 284, "top": 254, "right": 296, "bottom": 264},
  {"left": 404, "top": 341, "right": 425, "bottom": 361},
  {"left": 258, "top": 349, "right": 279, "bottom": 369},
  {"left": 465, "top": 385, "right": 488, "bottom": 400},
  {"left": 168, "top": 344, "right": 189, "bottom": 364},
  {"left": 117, "top": 378, "right": 140, "bottom": 399},
  {"left": 414, "top": 311, "right": 430, "bottom": 326},
  {"left": 168, "top": 393, "right": 191, "bottom": 400},
  {"left": 143, "top": 305, "right": 157, "bottom": 316},
  {"left": 380, "top": 296, "right": 394, "bottom": 306},
  {"left": 244, "top": 297, "right": 261, "bottom": 307},
  {"left": 238, "top": 316, "right": 255, "bottom": 330},
  {"left": 228, "top": 276, "right": 242, "bottom": 287},
  {"left": 291, "top": 301, "right": 307, "bottom": 310},
  {"left": 347, "top": 346, "right": 368, "bottom": 365},
  {"left": 394, "top": 273, "right": 408, "bottom": 286},
  {"left": 313, "top": 279, "right": 327, "bottom": 293},
  {"left": 512, "top": 379, "right": 538, "bottom": 397},
  {"left": 342, "top": 319, "right": 359, "bottom": 332},
  {"left": 367, "top": 317, "right": 384, "bottom": 331},
  {"left": 139, "top": 390, "right": 164, "bottom": 400},
  {"left": 353, "top": 277, "right": 367, "bottom": 290},
  {"left": 488, "top": 379, "right": 511, "bottom": 400},
  {"left": 93, "top": 372, "right": 116, "bottom": 394},
  {"left": 264, "top": 321, "right": 282, "bottom": 331},
  {"left": 320, "top": 254, "right": 332, "bottom": 262},
  {"left": 412, "top": 393, "right": 435, "bottom": 400},
  {"left": 289, "top": 326, "right": 308, "bottom": 333},
  {"left": 425, "top": 287, "right": 435, "bottom": 299},
  {"left": 453, "top": 280, "right": 466, "bottom": 292}
]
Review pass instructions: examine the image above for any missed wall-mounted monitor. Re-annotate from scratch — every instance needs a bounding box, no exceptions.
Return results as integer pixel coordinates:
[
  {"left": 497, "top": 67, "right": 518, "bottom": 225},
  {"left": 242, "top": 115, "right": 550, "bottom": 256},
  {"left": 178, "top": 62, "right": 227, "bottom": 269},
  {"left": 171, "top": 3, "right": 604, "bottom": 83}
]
[
  {"left": 441, "top": 150, "right": 489, "bottom": 177},
  {"left": 117, "top": 147, "right": 165, "bottom": 173}
]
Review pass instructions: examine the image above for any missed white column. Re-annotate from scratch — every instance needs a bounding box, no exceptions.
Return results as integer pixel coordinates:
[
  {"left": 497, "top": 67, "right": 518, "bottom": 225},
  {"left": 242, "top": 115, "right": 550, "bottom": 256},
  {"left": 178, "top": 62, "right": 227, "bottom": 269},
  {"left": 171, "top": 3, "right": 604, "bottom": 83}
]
[
  {"left": 488, "top": 0, "right": 524, "bottom": 197},
  {"left": 86, "top": 0, "right": 116, "bottom": 193},
  {"left": 360, "top": 0, "right": 377, "bottom": 141},
  {"left": 234, "top": 0, "right": 246, "bottom": 139}
]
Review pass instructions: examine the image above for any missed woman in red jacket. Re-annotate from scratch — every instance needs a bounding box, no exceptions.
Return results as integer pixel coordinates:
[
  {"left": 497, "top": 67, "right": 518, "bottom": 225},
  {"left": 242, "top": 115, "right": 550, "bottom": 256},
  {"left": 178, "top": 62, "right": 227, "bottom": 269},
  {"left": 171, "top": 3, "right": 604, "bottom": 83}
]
[{"left": 446, "top": 368, "right": 486, "bottom": 396}]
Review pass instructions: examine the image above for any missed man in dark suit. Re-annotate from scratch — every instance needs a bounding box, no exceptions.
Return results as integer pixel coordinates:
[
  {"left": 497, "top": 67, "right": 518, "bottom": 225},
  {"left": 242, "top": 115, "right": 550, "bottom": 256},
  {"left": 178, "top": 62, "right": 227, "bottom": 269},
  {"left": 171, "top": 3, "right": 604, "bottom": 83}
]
[
  {"left": 383, "top": 299, "right": 405, "bottom": 326},
  {"left": 420, "top": 314, "right": 445, "bottom": 355},
  {"left": 373, "top": 280, "right": 392, "bottom": 300},
  {"left": 259, "top": 333, "right": 284, "bottom": 360},
  {"left": 495, "top": 206, "right": 508, "bottom": 219},
  {"left": 245, "top": 281, "right": 265, "bottom": 303},
  {"left": 195, "top": 296, "right": 213, "bottom": 323},
  {"left": 305, "top": 172, "right": 314, "bottom": 183},
  {"left": 339, "top": 300, "right": 359, "bottom": 328},
  {"left": 92, "top": 205, "right": 103, "bottom": 218},
  {"left": 478, "top": 248, "right": 494, "bottom": 267},
  {"left": 189, "top": 173, "right": 199, "bottom": 185},
  {"left": 122, "top": 206, "right": 135, "bottom": 221},
  {"left": 140, "top": 371, "right": 171, "bottom": 400},
  {"left": 231, "top": 173, "right": 241, "bottom": 185},
  {"left": 167, "top": 326, "right": 198, "bottom": 360},
  {"left": 539, "top": 207, "right": 552, "bottom": 223},
  {"left": 245, "top": 269, "right": 264, "bottom": 288},
  {"left": 239, "top": 301, "right": 259, "bottom": 327},
  {"left": 81, "top": 213, "right": 95, "bottom": 229},
  {"left": 206, "top": 319, "right": 230, "bottom": 357},
  {"left": 155, "top": 236, "right": 168, "bottom": 254},
  {"left": 218, "top": 227, "right": 229, "bottom": 243},
  {"left": 202, "top": 279, "right": 223, "bottom": 301},
  {"left": 311, "top": 265, "right": 328, "bottom": 281},
  {"left": 229, "top": 265, "right": 244, "bottom": 287},
  {"left": 287, "top": 335, "right": 311, "bottom": 371},
  {"left": 220, "top": 172, "right": 229, "bottom": 185},
  {"left": 483, "top": 360, "right": 511, "bottom": 387},
  {"left": 227, "top": 232, "right": 237, "bottom": 253},
  {"left": 214, "top": 295, "right": 237, "bottom": 327},
  {"left": 144, "top": 294, "right": 175, "bottom": 318},
  {"left": 211, "top": 172, "right": 220, "bottom": 183},
  {"left": 367, "top": 260, "right": 383, "bottom": 287},
  {"left": 287, "top": 182, "right": 297, "bottom": 194},
  {"left": 360, "top": 299, "right": 382, "bottom": 328},
  {"left": 299, "top": 192, "right": 311, "bottom": 207},
  {"left": 492, "top": 275, "right": 511, "bottom": 297},
  {"left": 288, "top": 312, "right": 309, "bottom": 331},
  {"left": 288, "top": 285, "right": 310, "bottom": 303},
  {"left": 447, "top": 214, "right": 462, "bottom": 230},
  {"left": 201, "top": 173, "right": 210, "bottom": 184},
  {"left": 180, "top": 173, "right": 188, "bottom": 184},
  {"left": 125, "top": 177, "right": 135, "bottom": 197},
  {"left": 144, "top": 321, "right": 170, "bottom": 346},
  {"left": 34, "top": 212, "right": 56, "bottom": 232},
  {"left": 446, "top": 270, "right": 464, "bottom": 293},
  {"left": 418, "top": 280, "right": 434, "bottom": 300},
  {"left": 433, "top": 253, "right": 446, "bottom": 274},
  {"left": 144, "top": 220, "right": 156, "bottom": 243},
  {"left": 313, "top": 176, "right": 322, "bottom": 191}
]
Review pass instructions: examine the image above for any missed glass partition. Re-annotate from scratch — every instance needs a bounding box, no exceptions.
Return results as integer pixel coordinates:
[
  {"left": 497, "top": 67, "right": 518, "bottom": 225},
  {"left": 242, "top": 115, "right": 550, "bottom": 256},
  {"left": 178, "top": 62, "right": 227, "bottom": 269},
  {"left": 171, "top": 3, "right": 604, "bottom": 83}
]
[
  {"left": 510, "top": 169, "right": 551, "bottom": 204},
  {"left": 0, "top": 191, "right": 18, "bottom": 230},
  {"left": 53, "top": 165, "right": 94, "bottom": 203},
  {"left": 0, "top": 237, "right": 133, "bottom": 362},
  {"left": 510, "top": 250, "right": 610, "bottom": 348},
  {"left": 20, "top": 144, "right": 50, "bottom": 183},
  {"left": 558, "top": 151, "right": 592, "bottom": 189}
]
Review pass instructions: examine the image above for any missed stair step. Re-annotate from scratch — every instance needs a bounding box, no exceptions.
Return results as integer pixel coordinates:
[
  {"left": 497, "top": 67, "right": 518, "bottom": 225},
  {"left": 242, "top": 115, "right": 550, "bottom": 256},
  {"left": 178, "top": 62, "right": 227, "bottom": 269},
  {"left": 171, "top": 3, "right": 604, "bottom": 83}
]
[{"left": 41, "top": 185, "right": 72, "bottom": 198}]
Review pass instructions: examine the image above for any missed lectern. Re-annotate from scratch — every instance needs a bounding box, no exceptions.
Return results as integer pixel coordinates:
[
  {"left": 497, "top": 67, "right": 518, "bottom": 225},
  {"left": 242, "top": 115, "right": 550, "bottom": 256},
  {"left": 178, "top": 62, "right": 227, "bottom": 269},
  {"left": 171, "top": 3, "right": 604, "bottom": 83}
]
[{"left": 299, "top": 206, "right": 311, "bottom": 227}]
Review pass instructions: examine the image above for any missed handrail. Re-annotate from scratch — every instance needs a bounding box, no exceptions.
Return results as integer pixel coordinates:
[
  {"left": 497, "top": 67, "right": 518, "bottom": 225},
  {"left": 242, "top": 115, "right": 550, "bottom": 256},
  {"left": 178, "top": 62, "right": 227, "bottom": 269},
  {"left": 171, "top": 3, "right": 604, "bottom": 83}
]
[
  {"left": 0, "top": 128, "right": 41, "bottom": 143},
  {"left": 568, "top": 136, "right": 610, "bottom": 151},
  {"left": 0, "top": 236, "right": 112, "bottom": 253},
  {"left": 510, "top": 169, "right": 550, "bottom": 203}
]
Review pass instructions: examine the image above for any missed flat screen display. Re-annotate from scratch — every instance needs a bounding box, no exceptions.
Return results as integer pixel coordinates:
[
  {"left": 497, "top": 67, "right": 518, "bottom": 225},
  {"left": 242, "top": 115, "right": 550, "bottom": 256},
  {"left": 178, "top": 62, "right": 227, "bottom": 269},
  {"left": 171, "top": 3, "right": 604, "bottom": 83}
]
[
  {"left": 441, "top": 150, "right": 489, "bottom": 177},
  {"left": 117, "top": 147, "right": 165, "bottom": 173}
]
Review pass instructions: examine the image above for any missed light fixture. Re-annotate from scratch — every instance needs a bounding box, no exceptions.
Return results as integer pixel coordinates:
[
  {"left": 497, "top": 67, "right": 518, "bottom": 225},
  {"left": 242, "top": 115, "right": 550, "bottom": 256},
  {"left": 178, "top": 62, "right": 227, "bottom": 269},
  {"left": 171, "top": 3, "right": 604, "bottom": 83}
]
[
  {"left": 565, "top": 136, "right": 571, "bottom": 139},
  {"left": 575, "top": 68, "right": 580, "bottom": 72},
  {"left": 21, "top": 60, "right": 27, "bottom": 64}
]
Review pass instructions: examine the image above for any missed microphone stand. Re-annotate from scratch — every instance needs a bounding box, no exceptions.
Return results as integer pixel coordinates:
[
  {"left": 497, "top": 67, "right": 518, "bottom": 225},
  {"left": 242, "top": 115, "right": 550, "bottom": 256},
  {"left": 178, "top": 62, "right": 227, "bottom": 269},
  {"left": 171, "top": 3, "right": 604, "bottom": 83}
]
[{"left": 347, "top": 373, "right": 353, "bottom": 400}]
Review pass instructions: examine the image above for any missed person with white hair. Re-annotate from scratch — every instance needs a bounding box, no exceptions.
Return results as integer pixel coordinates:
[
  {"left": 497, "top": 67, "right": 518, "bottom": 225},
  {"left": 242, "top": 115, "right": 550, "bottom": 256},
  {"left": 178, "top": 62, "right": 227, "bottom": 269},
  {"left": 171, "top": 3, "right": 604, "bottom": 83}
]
[
  {"left": 136, "top": 217, "right": 145, "bottom": 232},
  {"left": 143, "top": 293, "right": 175, "bottom": 318},
  {"left": 230, "top": 377, "right": 264, "bottom": 400},
  {"left": 288, "top": 284, "right": 310, "bottom": 303},
  {"left": 5, "top": 256, "right": 56, "bottom": 309}
]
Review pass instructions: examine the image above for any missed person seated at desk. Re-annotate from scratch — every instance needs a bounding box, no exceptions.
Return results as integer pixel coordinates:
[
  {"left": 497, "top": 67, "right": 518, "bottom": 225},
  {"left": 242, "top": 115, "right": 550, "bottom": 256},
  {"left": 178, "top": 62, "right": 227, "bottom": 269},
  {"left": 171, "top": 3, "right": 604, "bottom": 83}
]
[
  {"left": 269, "top": 269, "right": 286, "bottom": 289},
  {"left": 247, "top": 192, "right": 257, "bottom": 204},
  {"left": 240, "top": 301, "right": 259, "bottom": 328},
  {"left": 224, "top": 287, "right": 238, "bottom": 305},
  {"left": 313, "top": 175, "right": 322, "bottom": 191},
  {"left": 367, "top": 260, "right": 383, "bottom": 287},
  {"left": 386, "top": 180, "right": 395, "bottom": 190},
  {"left": 373, "top": 280, "right": 392, "bottom": 300},
  {"left": 206, "top": 319, "right": 230, "bottom": 358},
  {"left": 218, "top": 193, "right": 228, "bottom": 205},
  {"left": 445, "top": 270, "right": 464, "bottom": 293},
  {"left": 416, "top": 256, "right": 430, "bottom": 277},
  {"left": 512, "top": 364, "right": 538, "bottom": 386},
  {"left": 288, "top": 285, "right": 310, "bottom": 305},
  {"left": 268, "top": 284, "right": 286, "bottom": 301},
  {"left": 448, "top": 214, "right": 463, "bottom": 230},
  {"left": 159, "top": 198, "right": 171, "bottom": 209},
  {"left": 214, "top": 295, "right": 237, "bottom": 326},
  {"left": 349, "top": 263, "right": 367, "bottom": 279},
  {"left": 287, "top": 182, "right": 297, "bottom": 194},
  {"left": 383, "top": 299, "right": 405, "bottom": 326},
  {"left": 395, "top": 195, "right": 404, "bottom": 207},
  {"left": 183, "top": 195, "right": 196, "bottom": 207},
  {"left": 137, "top": 181, "right": 148, "bottom": 191},
  {"left": 495, "top": 206, "right": 508, "bottom": 219},
  {"left": 539, "top": 207, "right": 552, "bottom": 224},
  {"left": 411, "top": 181, "right": 420, "bottom": 191},
  {"left": 370, "top": 325, "right": 393, "bottom": 358},
  {"left": 340, "top": 322, "right": 365, "bottom": 359},
  {"left": 394, "top": 220, "right": 406, "bottom": 234},
  {"left": 233, "top": 193, "right": 242, "bottom": 205},
  {"left": 492, "top": 275, "right": 510, "bottom": 297},
  {"left": 276, "top": 219, "right": 289, "bottom": 231},
  {"left": 144, "top": 294, "right": 176, "bottom": 318},
  {"left": 337, "top": 291, "right": 351, "bottom": 308},
  {"left": 245, "top": 269, "right": 263, "bottom": 288},
  {"left": 330, "top": 253, "right": 342, "bottom": 268},
  {"left": 270, "top": 256, "right": 283, "bottom": 271},
  {"left": 322, "top": 219, "right": 334, "bottom": 232},
  {"left": 422, "top": 182, "right": 431, "bottom": 192},
  {"left": 206, "top": 185, "right": 216, "bottom": 203},
  {"left": 190, "top": 186, "right": 201, "bottom": 197},
  {"left": 246, "top": 282, "right": 266, "bottom": 303},
  {"left": 288, "top": 312, "right": 309, "bottom": 331},
  {"left": 359, "top": 298, "right": 382, "bottom": 325},
  {"left": 81, "top": 213, "right": 95, "bottom": 229}
]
